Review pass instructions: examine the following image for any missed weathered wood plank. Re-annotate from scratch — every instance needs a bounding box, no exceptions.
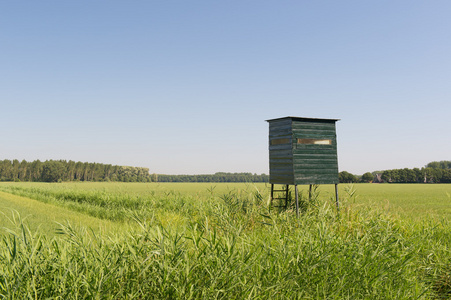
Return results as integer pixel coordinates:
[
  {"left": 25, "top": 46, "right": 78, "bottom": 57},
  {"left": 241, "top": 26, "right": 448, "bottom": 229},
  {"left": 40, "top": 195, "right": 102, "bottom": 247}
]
[
  {"left": 269, "top": 144, "right": 292, "bottom": 151},
  {"left": 294, "top": 175, "right": 339, "bottom": 181},
  {"left": 268, "top": 123, "right": 292, "bottom": 132},
  {"left": 293, "top": 149, "right": 337, "bottom": 155},
  {"left": 294, "top": 175, "right": 339, "bottom": 185},
  {"left": 295, "top": 179, "right": 339, "bottom": 185},
  {"left": 293, "top": 161, "right": 338, "bottom": 167},
  {"left": 292, "top": 129, "right": 336, "bottom": 137},
  {"left": 292, "top": 123, "right": 336, "bottom": 130},
  {"left": 269, "top": 132, "right": 292, "bottom": 138},
  {"left": 294, "top": 169, "right": 338, "bottom": 175},
  {"left": 270, "top": 176, "right": 294, "bottom": 185},
  {"left": 270, "top": 160, "right": 293, "bottom": 166},
  {"left": 294, "top": 133, "right": 336, "bottom": 139},
  {"left": 270, "top": 167, "right": 294, "bottom": 173},
  {"left": 270, "top": 149, "right": 292, "bottom": 155},
  {"left": 269, "top": 158, "right": 293, "bottom": 164},
  {"left": 293, "top": 163, "right": 338, "bottom": 172},
  {"left": 293, "top": 158, "right": 338, "bottom": 164}
]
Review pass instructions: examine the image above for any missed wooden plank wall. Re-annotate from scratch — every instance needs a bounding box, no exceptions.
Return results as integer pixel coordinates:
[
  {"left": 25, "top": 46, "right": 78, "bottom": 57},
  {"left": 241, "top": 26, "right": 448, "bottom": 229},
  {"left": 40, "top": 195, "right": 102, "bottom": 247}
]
[
  {"left": 268, "top": 118, "right": 294, "bottom": 184},
  {"left": 292, "top": 120, "right": 339, "bottom": 184}
]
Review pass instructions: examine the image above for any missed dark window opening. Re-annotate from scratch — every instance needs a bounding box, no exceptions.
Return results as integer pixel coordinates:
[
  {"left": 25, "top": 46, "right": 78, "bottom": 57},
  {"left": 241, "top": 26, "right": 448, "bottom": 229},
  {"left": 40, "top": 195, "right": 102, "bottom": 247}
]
[{"left": 271, "top": 138, "right": 290, "bottom": 145}]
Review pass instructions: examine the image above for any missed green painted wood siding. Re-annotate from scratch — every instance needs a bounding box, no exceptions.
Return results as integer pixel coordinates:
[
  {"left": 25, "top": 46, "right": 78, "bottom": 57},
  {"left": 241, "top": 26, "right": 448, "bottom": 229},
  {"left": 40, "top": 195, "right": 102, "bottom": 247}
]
[
  {"left": 268, "top": 118, "right": 294, "bottom": 184},
  {"left": 267, "top": 117, "right": 339, "bottom": 185}
]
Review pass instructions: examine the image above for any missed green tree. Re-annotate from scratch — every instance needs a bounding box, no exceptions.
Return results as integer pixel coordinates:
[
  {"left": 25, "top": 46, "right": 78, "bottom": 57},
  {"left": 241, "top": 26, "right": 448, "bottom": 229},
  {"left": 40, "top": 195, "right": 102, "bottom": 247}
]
[
  {"left": 19, "top": 160, "right": 28, "bottom": 181},
  {"left": 29, "top": 160, "right": 42, "bottom": 181},
  {"left": 0, "top": 160, "right": 13, "bottom": 181},
  {"left": 442, "top": 169, "right": 451, "bottom": 183},
  {"left": 151, "top": 173, "right": 158, "bottom": 182},
  {"left": 12, "top": 159, "right": 20, "bottom": 180},
  {"left": 426, "top": 161, "right": 451, "bottom": 169},
  {"left": 339, "top": 171, "right": 358, "bottom": 183},
  {"left": 361, "top": 172, "right": 373, "bottom": 183},
  {"left": 41, "top": 161, "right": 66, "bottom": 182}
]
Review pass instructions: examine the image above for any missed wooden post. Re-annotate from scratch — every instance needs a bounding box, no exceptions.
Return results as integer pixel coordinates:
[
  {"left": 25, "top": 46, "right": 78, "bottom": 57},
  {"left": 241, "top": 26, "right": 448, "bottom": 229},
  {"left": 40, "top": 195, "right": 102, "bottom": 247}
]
[
  {"left": 309, "top": 184, "right": 312, "bottom": 201},
  {"left": 295, "top": 184, "right": 299, "bottom": 218},
  {"left": 270, "top": 184, "right": 274, "bottom": 210},
  {"left": 335, "top": 184, "right": 339, "bottom": 211}
]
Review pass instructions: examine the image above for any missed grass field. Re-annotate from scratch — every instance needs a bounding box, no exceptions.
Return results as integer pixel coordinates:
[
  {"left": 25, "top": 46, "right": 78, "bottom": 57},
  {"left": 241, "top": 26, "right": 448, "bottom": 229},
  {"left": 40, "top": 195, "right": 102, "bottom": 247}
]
[
  {"left": 2, "top": 182, "right": 450, "bottom": 227},
  {"left": 1, "top": 182, "right": 451, "bottom": 299}
]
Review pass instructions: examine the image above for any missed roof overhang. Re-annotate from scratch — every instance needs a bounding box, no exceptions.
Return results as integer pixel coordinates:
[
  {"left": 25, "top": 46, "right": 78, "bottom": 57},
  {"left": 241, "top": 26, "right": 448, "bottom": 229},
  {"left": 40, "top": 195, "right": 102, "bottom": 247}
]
[{"left": 266, "top": 116, "right": 340, "bottom": 123}]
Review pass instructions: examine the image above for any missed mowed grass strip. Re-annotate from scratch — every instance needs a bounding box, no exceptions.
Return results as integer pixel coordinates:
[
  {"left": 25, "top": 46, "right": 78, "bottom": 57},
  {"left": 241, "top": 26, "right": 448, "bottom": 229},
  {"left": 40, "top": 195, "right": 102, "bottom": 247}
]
[{"left": 0, "top": 191, "right": 124, "bottom": 236}]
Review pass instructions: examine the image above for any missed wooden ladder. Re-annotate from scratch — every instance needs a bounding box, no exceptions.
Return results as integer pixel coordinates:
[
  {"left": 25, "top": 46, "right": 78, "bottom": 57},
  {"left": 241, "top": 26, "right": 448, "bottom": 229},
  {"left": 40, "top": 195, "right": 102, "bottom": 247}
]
[{"left": 269, "top": 184, "right": 290, "bottom": 211}]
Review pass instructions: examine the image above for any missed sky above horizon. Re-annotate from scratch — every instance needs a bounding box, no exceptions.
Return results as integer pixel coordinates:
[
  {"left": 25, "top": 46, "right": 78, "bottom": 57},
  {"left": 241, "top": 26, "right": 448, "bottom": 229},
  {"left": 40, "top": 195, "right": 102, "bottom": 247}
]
[{"left": 1, "top": 1, "right": 450, "bottom": 175}]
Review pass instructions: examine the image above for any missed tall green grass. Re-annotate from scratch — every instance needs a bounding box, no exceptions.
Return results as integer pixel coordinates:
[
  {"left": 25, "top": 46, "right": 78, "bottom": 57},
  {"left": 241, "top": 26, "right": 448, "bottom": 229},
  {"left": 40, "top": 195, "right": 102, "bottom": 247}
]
[{"left": 1, "top": 184, "right": 451, "bottom": 298}]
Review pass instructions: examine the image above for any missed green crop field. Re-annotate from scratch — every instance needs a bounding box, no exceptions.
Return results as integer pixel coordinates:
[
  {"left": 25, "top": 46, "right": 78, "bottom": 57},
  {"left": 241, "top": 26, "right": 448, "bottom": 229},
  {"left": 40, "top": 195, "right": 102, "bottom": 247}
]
[{"left": 1, "top": 182, "right": 451, "bottom": 299}]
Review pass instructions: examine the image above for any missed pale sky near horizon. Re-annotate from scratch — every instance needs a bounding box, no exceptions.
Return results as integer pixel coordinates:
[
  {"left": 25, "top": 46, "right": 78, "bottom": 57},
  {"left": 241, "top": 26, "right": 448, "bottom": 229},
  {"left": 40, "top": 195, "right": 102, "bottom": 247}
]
[{"left": 1, "top": 1, "right": 450, "bottom": 175}]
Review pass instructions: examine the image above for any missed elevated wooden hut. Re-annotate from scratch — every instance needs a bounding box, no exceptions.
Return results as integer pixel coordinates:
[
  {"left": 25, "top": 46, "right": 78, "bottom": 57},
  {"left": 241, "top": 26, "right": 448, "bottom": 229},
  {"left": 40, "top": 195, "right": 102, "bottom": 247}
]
[{"left": 267, "top": 116, "right": 340, "bottom": 215}]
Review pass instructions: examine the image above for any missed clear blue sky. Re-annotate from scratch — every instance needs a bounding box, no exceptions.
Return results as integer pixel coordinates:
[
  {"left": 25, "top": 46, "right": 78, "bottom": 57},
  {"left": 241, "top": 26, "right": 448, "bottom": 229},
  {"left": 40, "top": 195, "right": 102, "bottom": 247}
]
[{"left": 1, "top": 1, "right": 450, "bottom": 175}]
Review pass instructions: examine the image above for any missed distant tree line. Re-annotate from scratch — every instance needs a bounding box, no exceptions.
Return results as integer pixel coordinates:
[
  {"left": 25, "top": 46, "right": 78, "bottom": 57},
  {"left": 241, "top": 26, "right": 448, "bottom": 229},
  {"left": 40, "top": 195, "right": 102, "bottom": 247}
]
[
  {"left": 0, "top": 159, "right": 269, "bottom": 183},
  {"left": 3, "top": 158, "right": 449, "bottom": 184},
  {"left": 0, "top": 159, "right": 151, "bottom": 183},
  {"left": 155, "top": 172, "right": 269, "bottom": 183},
  {"left": 339, "top": 160, "right": 451, "bottom": 184},
  {"left": 381, "top": 167, "right": 451, "bottom": 183}
]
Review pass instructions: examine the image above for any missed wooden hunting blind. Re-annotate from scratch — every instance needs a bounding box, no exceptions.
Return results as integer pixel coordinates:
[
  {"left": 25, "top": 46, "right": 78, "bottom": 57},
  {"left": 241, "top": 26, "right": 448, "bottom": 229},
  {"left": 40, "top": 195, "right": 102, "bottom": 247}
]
[{"left": 266, "top": 116, "right": 340, "bottom": 215}]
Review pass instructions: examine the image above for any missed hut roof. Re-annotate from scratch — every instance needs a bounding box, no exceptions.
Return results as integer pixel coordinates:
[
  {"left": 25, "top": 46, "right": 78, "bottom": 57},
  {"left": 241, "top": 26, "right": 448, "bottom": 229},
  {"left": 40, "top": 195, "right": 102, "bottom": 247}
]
[{"left": 266, "top": 116, "right": 340, "bottom": 123}]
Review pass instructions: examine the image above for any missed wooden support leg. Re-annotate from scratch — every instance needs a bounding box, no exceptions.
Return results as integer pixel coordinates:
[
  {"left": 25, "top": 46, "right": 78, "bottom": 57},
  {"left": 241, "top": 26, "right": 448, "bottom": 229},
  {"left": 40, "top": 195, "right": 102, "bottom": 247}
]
[
  {"left": 335, "top": 184, "right": 339, "bottom": 211},
  {"left": 295, "top": 184, "right": 299, "bottom": 218},
  {"left": 270, "top": 184, "right": 274, "bottom": 210},
  {"left": 309, "top": 184, "right": 312, "bottom": 201}
]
